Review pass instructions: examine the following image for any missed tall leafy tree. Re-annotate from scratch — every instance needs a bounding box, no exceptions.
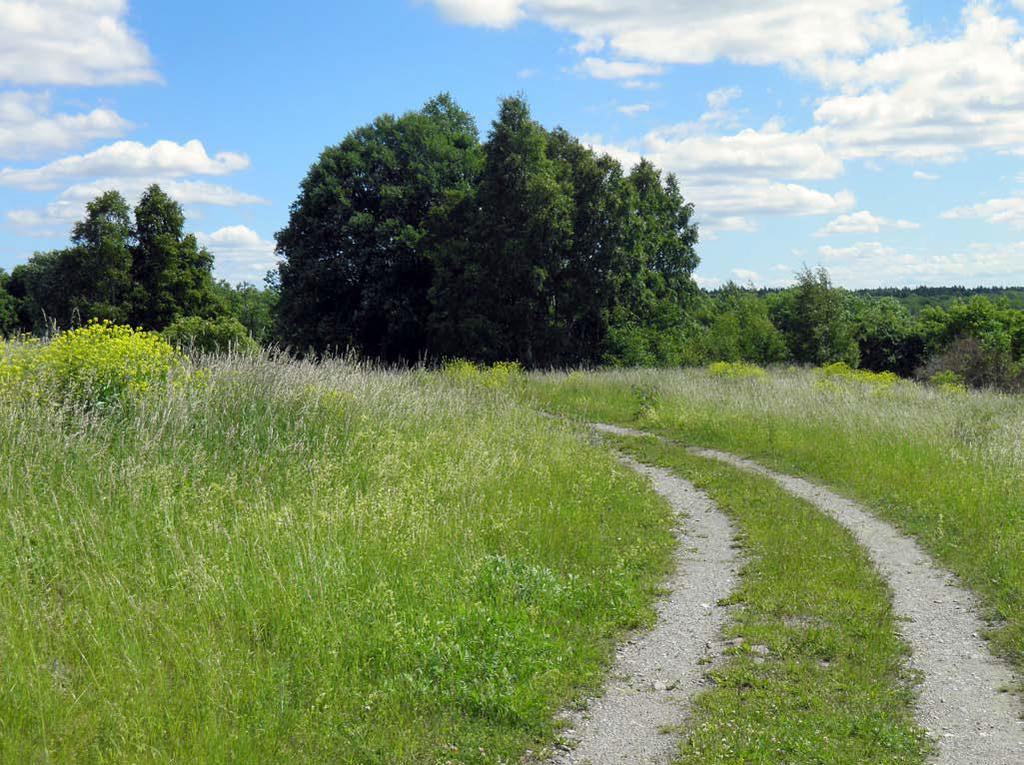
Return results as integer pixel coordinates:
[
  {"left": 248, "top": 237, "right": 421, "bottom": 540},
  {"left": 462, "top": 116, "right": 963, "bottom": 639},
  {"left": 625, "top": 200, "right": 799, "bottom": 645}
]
[
  {"left": 432, "top": 96, "right": 573, "bottom": 365},
  {"left": 7, "top": 192, "right": 134, "bottom": 332},
  {"left": 130, "top": 185, "right": 219, "bottom": 329},
  {"left": 770, "top": 266, "right": 859, "bottom": 366},
  {"left": 276, "top": 93, "right": 482, "bottom": 360}
]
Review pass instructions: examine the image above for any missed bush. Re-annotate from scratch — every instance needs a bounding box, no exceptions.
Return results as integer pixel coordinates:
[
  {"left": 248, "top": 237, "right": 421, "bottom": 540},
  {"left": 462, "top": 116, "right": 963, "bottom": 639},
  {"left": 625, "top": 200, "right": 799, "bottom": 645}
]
[
  {"left": 442, "top": 359, "right": 526, "bottom": 389},
  {"left": 929, "top": 371, "right": 968, "bottom": 394},
  {"left": 163, "top": 315, "right": 259, "bottom": 355},
  {"left": 818, "top": 362, "right": 899, "bottom": 388},
  {"left": 708, "top": 361, "right": 767, "bottom": 380},
  {"left": 917, "top": 335, "right": 1023, "bottom": 392},
  {"left": 1, "top": 320, "right": 185, "bottom": 407}
]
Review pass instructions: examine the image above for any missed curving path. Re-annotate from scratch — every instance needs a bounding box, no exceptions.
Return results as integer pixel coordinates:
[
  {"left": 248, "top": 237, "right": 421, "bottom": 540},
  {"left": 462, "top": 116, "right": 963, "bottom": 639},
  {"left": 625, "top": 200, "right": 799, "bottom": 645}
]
[
  {"left": 591, "top": 422, "right": 1024, "bottom": 764},
  {"left": 549, "top": 453, "right": 740, "bottom": 764}
]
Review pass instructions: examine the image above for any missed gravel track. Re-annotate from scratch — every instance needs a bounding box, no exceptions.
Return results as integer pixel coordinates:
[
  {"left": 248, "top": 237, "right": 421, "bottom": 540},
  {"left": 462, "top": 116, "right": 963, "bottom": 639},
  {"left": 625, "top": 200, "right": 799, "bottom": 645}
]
[
  {"left": 548, "top": 449, "right": 740, "bottom": 764},
  {"left": 686, "top": 446, "right": 1024, "bottom": 763},
  {"left": 677, "top": 440, "right": 1024, "bottom": 763},
  {"left": 587, "top": 422, "right": 1024, "bottom": 762}
]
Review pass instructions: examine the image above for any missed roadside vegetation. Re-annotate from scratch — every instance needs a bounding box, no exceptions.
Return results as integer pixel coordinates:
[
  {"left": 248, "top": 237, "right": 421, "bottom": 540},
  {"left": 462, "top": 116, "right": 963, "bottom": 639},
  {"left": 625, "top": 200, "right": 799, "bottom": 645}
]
[
  {"left": 609, "top": 434, "right": 929, "bottom": 764},
  {"left": 528, "top": 367, "right": 1024, "bottom": 675},
  {"left": 0, "top": 337, "right": 677, "bottom": 764}
]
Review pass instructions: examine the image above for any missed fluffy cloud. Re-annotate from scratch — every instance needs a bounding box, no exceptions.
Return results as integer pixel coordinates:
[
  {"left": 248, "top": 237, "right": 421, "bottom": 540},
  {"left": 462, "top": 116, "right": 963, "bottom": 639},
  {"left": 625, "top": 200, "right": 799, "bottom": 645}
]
[
  {"left": 913, "top": 171, "right": 940, "bottom": 181},
  {"left": 0, "top": 140, "right": 251, "bottom": 190},
  {"left": 816, "top": 210, "right": 919, "bottom": 235},
  {"left": 577, "top": 57, "right": 663, "bottom": 80},
  {"left": 8, "top": 179, "right": 267, "bottom": 235},
  {"left": 0, "top": 0, "right": 157, "bottom": 86},
  {"left": 197, "top": 225, "right": 279, "bottom": 284},
  {"left": 617, "top": 103, "right": 650, "bottom": 117},
  {"left": 815, "top": 3, "right": 1024, "bottom": 163},
  {"left": 426, "top": 0, "right": 910, "bottom": 73},
  {"left": 818, "top": 240, "right": 1024, "bottom": 287},
  {"left": 0, "top": 91, "right": 131, "bottom": 159},
  {"left": 941, "top": 197, "right": 1024, "bottom": 228}
]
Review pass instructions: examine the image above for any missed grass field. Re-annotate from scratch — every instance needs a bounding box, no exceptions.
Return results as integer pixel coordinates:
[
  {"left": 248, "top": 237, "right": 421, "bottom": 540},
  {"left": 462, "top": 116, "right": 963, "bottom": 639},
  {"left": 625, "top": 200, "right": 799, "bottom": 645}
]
[
  {"left": 528, "top": 367, "right": 1024, "bottom": 677},
  {"left": 0, "top": 355, "right": 676, "bottom": 764}
]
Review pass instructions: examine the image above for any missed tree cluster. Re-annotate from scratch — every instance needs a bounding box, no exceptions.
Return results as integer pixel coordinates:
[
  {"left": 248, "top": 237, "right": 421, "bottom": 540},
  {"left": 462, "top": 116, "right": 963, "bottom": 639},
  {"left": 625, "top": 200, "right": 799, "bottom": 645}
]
[{"left": 274, "top": 94, "right": 700, "bottom": 367}]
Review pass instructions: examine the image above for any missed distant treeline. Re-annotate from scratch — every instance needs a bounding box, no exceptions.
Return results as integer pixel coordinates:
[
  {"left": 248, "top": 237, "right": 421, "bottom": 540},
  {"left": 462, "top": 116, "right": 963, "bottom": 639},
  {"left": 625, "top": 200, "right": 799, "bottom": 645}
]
[{"left": 2, "top": 92, "right": 1023, "bottom": 389}]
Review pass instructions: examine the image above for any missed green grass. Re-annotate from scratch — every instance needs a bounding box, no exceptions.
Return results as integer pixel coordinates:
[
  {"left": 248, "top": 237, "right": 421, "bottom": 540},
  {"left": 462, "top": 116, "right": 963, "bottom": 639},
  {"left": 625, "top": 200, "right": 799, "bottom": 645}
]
[
  {"left": 610, "top": 434, "right": 929, "bottom": 764},
  {"left": 527, "top": 367, "right": 1024, "bottom": 673},
  {"left": 0, "top": 356, "right": 676, "bottom": 764}
]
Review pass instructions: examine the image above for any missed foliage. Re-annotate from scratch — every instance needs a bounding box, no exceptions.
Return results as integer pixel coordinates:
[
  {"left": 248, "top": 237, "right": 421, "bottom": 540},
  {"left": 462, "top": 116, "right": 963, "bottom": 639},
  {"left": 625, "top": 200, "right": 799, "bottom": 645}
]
[
  {"left": 689, "top": 284, "right": 788, "bottom": 365},
  {"left": 0, "top": 269, "right": 18, "bottom": 337},
  {"left": 852, "top": 296, "right": 926, "bottom": 376},
  {"left": 6, "top": 186, "right": 221, "bottom": 334},
  {"left": 442, "top": 358, "right": 526, "bottom": 389},
  {"left": 818, "top": 361, "right": 899, "bottom": 388},
  {"left": 276, "top": 93, "right": 482, "bottom": 360},
  {"left": 1, "top": 320, "right": 185, "bottom": 407},
  {"left": 213, "top": 280, "right": 278, "bottom": 345},
  {"left": 708, "top": 360, "right": 767, "bottom": 379},
  {"left": 917, "top": 335, "right": 1023, "bottom": 392},
  {"left": 164, "top": 315, "right": 259, "bottom": 355},
  {"left": 769, "top": 266, "right": 860, "bottom": 367},
  {"left": 276, "top": 93, "right": 701, "bottom": 367},
  {"left": 929, "top": 370, "right": 968, "bottom": 394}
]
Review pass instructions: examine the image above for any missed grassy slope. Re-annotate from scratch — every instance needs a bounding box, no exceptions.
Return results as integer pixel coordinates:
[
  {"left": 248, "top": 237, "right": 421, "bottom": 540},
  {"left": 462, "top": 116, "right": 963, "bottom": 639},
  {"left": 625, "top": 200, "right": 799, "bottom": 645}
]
[
  {"left": 612, "top": 435, "right": 928, "bottom": 764},
  {"left": 0, "top": 358, "right": 675, "bottom": 764},
  {"left": 527, "top": 368, "right": 1024, "bottom": 672}
]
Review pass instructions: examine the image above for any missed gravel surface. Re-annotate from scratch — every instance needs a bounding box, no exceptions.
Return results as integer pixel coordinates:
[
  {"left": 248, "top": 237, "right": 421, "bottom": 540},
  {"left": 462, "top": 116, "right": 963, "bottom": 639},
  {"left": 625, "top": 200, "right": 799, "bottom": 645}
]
[
  {"left": 548, "top": 447, "right": 740, "bottom": 764},
  {"left": 691, "top": 446, "right": 1024, "bottom": 765}
]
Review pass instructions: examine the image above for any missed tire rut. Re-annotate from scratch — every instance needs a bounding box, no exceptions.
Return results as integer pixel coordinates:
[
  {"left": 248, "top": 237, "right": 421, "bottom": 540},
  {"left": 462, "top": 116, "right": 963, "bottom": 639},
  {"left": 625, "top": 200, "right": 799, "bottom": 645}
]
[
  {"left": 590, "top": 423, "right": 1024, "bottom": 762},
  {"left": 548, "top": 452, "right": 740, "bottom": 764}
]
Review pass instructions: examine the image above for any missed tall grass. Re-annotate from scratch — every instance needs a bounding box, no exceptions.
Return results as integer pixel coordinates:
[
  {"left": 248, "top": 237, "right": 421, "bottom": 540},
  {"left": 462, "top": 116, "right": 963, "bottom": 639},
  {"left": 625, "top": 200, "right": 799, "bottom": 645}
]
[
  {"left": 527, "top": 368, "right": 1024, "bottom": 669},
  {"left": 0, "top": 354, "right": 674, "bottom": 764}
]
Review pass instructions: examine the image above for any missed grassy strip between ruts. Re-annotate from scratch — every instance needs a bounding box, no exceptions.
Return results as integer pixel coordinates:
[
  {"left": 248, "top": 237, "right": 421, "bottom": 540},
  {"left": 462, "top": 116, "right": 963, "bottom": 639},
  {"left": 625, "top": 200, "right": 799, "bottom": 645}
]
[{"left": 607, "top": 433, "right": 930, "bottom": 765}]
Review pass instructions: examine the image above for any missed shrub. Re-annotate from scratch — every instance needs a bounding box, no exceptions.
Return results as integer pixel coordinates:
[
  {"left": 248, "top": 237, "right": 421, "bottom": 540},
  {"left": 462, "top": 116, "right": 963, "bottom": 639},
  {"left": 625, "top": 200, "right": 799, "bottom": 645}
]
[
  {"left": 163, "top": 315, "right": 259, "bottom": 355},
  {"left": 818, "top": 361, "right": 899, "bottom": 388},
  {"left": 442, "top": 359, "right": 525, "bottom": 390},
  {"left": 917, "top": 335, "right": 1023, "bottom": 392},
  {"left": 1, "top": 320, "right": 185, "bottom": 407},
  {"left": 929, "top": 370, "right": 968, "bottom": 394},
  {"left": 708, "top": 361, "right": 767, "bottom": 380}
]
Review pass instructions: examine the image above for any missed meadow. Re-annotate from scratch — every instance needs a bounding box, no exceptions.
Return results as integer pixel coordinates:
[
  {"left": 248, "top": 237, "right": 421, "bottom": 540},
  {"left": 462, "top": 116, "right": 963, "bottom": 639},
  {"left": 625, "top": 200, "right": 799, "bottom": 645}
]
[
  {"left": 527, "top": 365, "right": 1024, "bottom": 675},
  {"left": 4, "top": 324, "right": 1023, "bottom": 763},
  {"left": 0, "top": 337, "right": 676, "bottom": 764}
]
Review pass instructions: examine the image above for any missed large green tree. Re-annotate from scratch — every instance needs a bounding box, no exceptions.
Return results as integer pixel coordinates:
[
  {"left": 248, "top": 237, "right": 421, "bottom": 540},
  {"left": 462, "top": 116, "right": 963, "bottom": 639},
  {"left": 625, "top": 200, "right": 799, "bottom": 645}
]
[
  {"left": 276, "top": 93, "right": 482, "bottom": 360},
  {"left": 7, "top": 186, "right": 221, "bottom": 334},
  {"left": 129, "top": 185, "right": 220, "bottom": 329},
  {"left": 276, "top": 93, "right": 702, "bottom": 366},
  {"left": 770, "top": 266, "right": 859, "bottom": 366}
]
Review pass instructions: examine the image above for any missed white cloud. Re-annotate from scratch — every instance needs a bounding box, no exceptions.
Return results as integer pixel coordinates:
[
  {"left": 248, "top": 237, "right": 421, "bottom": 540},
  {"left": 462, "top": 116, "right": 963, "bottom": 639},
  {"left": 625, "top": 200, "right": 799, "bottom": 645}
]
[
  {"left": 617, "top": 103, "right": 650, "bottom": 117},
  {"left": 7, "top": 179, "right": 267, "bottom": 235},
  {"left": 427, "top": 1, "right": 911, "bottom": 73},
  {"left": 941, "top": 197, "right": 1024, "bottom": 228},
  {"left": 197, "top": 225, "right": 279, "bottom": 284},
  {"left": 700, "top": 215, "right": 758, "bottom": 240},
  {"left": 576, "top": 57, "right": 663, "bottom": 80},
  {"left": 818, "top": 239, "right": 1024, "bottom": 287},
  {"left": 814, "top": 3, "right": 1024, "bottom": 164},
  {"left": 427, "top": 0, "right": 522, "bottom": 28},
  {"left": 816, "top": 209, "right": 919, "bottom": 235},
  {"left": 0, "top": 0, "right": 157, "bottom": 86},
  {"left": 731, "top": 268, "right": 761, "bottom": 283},
  {"left": 693, "top": 273, "right": 723, "bottom": 289},
  {"left": 0, "top": 91, "right": 131, "bottom": 159},
  {"left": 0, "top": 139, "right": 251, "bottom": 190},
  {"left": 913, "top": 170, "right": 940, "bottom": 181}
]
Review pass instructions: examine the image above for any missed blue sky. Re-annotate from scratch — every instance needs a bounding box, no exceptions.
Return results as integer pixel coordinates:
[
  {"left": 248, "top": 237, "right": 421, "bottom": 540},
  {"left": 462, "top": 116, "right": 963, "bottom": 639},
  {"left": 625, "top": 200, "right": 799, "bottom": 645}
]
[{"left": 4, "top": 0, "right": 1024, "bottom": 288}]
